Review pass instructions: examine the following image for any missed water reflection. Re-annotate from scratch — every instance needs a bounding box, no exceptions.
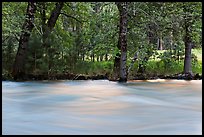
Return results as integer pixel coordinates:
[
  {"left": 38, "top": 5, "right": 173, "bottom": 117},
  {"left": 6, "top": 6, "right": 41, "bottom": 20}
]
[{"left": 2, "top": 80, "right": 202, "bottom": 135}]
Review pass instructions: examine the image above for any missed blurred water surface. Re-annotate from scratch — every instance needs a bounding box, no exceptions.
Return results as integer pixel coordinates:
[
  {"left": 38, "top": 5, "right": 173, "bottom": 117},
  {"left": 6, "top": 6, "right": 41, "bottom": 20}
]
[{"left": 2, "top": 80, "right": 202, "bottom": 135}]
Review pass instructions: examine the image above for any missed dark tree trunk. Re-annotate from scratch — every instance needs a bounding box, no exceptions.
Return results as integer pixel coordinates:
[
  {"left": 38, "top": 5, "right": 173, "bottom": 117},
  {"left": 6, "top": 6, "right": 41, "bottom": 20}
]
[
  {"left": 12, "top": 2, "right": 37, "bottom": 80},
  {"left": 113, "top": 35, "right": 121, "bottom": 80},
  {"left": 116, "top": 2, "right": 128, "bottom": 82},
  {"left": 40, "top": 2, "right": 46, "bottom": 46},
  {"left": 82, "top": 53, "right": 85, "bottom": 61},
  {"left": 184, "top": 26, "right": 192, "bottom": 74},
  {"left": 147, "top": 23, "right": 156, "bottom": 45},
  {"left": 42, "top": 2, "right": 64, "bottom": 74},
  {"left": 113, "top": 52, "right": 121, "bottom": 79},
  {"left": 45, "top": 2, "right": 64, "bottom": 39},
  {"left": 6, "top": 38, "right": 13, "bottom": 72},
  {"left": 100, "top": 55, "right": 103, "bottom": 62},
  {"left": 105, "top": 53, "right": 108, "bottom": 61},
  {"left": 39, "top": 2, "right": 47, "bottom": 72},
  {"left": 183, "top": 5, "right": 193, "bottom": 75}
]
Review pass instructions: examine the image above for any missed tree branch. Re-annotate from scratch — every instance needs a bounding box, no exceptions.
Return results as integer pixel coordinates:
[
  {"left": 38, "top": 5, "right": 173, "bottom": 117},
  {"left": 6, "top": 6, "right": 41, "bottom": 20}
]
[
  {"left": 128, "top": 50, "right": 139, "bottom": 75},
  {"left": 33, "top": 22, "right": 43, "bottom": 35},
  {"left": 13, "top": 33, "right": 20, "bottom": 41},
  {"left": 60, "top": 12, "right": 83, "bottom": 23},
  {"left": 2, "top": 35, "right": 10, "bottom": 44}
]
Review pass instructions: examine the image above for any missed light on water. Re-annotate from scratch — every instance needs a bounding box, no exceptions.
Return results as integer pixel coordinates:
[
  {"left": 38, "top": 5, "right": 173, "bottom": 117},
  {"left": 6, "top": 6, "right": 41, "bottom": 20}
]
[{"left": 2, "top": 80, "right": 202, "bottom": 135}]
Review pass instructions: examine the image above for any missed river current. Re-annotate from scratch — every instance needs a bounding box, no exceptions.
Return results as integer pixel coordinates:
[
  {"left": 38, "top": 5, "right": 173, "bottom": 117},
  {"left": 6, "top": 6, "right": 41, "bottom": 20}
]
[{"left": 2, "top": 80, "right": 202, "bottom": 135}]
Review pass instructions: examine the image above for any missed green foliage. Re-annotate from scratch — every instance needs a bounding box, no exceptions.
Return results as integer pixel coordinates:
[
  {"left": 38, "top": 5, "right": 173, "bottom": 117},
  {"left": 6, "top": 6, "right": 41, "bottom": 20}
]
[
  {"left": 2, "top": 2, "right": 202, "bottom": 79},
  {"left": 72, "top": 61, "right": 113, "bottom": 75},
  {"left": 192, "top": 48, "right": 202, "bottom": 61}
]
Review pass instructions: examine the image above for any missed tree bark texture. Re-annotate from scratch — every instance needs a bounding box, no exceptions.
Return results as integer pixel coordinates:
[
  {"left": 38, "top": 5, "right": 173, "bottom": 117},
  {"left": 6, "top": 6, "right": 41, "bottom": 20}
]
[
  {"left": 116, "top": 2, "right": 128, "bottom": 82},
  {"left": 183, "top": 5, "right": 193, "bottom": 74},
  {"left": 12, "top": 2, "right": 37, "bottom": 80},
  {"left": 42, "top": 2, "right": 64, "bottom": 73},
  {"left": 44, "top": 2, "right": 64, "bottom": 40},
  {"left": 184, "top": 23, "right": 192, "bottom": 74}
]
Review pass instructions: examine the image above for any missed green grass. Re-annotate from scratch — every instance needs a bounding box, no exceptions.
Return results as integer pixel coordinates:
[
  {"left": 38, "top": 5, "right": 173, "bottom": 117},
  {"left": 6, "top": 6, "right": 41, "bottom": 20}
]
[
  {"left": 192, "top": 48, "right": 202, "bottom": 61},
  {"left": 75, "top": 48, "right": 202, "bottom": 76},
  {"left": 147, "top": 60, "right": 202, "bottom": 75},
  {"left": 73, "top": 48, "right": 202, "bottom": 76},
  {"left": 130, "top": 48, "right": 202, "bottom": 76},
  {"left": 150, "top": 48, "right": 202, "bottom": 61},
  {"left": 72, "top": 61, "right": 113, "bottom": 75}
]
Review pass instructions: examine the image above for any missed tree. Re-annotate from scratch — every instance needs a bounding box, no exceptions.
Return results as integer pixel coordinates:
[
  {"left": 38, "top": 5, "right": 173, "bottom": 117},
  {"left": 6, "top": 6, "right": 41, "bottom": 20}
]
[
  {"left": 42, "top": 2, "right": 64, "bottom": 73},
  {"left": 12, "top": 2, "right": 37, "bottom": 80},
  {"left": 116, "top": 2, "right": 128, "bottom": 82},
  {"left": 2, "top": 2, "right": 201, "bottom": 80},
  {"left": 182, "top": 2, "right": 201, "bottom": 75}
]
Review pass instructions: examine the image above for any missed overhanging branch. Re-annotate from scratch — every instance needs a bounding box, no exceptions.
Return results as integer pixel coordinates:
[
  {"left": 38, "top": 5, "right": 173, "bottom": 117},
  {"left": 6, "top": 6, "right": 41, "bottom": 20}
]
[{"left": 60, "top": 12, "right": 83, "bottom": 23}]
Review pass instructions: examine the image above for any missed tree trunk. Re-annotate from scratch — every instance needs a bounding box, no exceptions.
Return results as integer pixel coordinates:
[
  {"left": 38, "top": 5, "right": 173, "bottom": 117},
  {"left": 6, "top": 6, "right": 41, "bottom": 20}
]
[
  {"left": 82, "top": 53, "right": 85, "bottom": 61},
  {"left": 100, "top": 55, "right": 103, "bottom": 62},
  {"left": 105, "top": 53, "right": 108, "bottom": 61},
  {"left": 44, "top": 2, "right": 64, "bottom": 40},
  {"left": 183, "top": 4, "right": 193, "bottom": 75},
  {"left": 128, "top": 51, "right": 139, "bottom": 74},
  {"left": 137, "top": 22, "right": 155, "bottom": 74},
  {"left": 42, "top": 2, "right": 64, "bottom": 74},
  {"left": 40, "top": 2, "right": 46, "bottom": 46},
  {"left": 113, "top": 52, "right": 120, "bottom": 79},
  {"left": 12, "top": 2, "right": 37, "bottom": 80},
  {"left": 184, "top": 27, "right": 192, "bottom": 74},
  {"left": 116, "top": 2, "right": 128, "bottom": 82},
  {"left": 158, "top": 37, "right": 163, "bottom": 50}
]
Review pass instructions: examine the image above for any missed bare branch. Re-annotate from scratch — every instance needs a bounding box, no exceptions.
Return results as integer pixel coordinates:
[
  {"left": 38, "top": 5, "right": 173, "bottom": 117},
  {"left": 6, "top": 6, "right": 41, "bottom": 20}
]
[
  {"left": 33, "top": 22, "right": 43, "bottom": 35},
  {"left": 128, "top": 51, "right": 139, "bottom": 74},
  {"left": 60, "top": 12, "right": 83, "bottom": 23}
]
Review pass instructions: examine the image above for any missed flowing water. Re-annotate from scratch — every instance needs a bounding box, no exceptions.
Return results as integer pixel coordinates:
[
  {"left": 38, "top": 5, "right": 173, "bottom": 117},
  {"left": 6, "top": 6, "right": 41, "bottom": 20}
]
[{"left": 2, "top": 80, "right": 202, "bottom": 135}]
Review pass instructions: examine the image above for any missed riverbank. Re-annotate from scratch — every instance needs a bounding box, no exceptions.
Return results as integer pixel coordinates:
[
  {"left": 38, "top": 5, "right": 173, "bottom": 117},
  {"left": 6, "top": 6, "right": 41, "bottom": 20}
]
[
  {"left": 2, "top": 72, "right": 202, "bottom": 81},
  {"left": 129, "top": 73, "right": 202, "bottom": 80}
]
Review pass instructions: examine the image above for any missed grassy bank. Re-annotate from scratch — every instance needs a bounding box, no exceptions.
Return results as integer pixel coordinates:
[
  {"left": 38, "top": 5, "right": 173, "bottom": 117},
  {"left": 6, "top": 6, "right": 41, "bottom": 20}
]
[
  {"left": 78, "top": 48, "right": 202, "bottom": 76},
  {"left": 2, "top": 49, "right": 202, "bottom": 80}
]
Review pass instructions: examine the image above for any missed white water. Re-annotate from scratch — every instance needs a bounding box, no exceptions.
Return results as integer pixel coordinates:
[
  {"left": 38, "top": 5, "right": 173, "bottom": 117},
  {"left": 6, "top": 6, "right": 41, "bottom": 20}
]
[{"left": 2, "top": 80, "right": 202, "bottom": 135}]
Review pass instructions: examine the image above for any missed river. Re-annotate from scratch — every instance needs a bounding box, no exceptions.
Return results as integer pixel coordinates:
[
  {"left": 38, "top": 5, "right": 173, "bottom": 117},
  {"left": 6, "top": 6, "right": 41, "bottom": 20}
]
[{"left": 2, "top": 80, "right": 202, "bottom": 135}]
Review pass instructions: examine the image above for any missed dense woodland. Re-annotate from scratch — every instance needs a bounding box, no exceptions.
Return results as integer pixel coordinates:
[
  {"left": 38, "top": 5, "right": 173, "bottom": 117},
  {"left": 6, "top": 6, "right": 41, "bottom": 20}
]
[{"left": 2, "top": 2, "right": 202, "bottom": 82}]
